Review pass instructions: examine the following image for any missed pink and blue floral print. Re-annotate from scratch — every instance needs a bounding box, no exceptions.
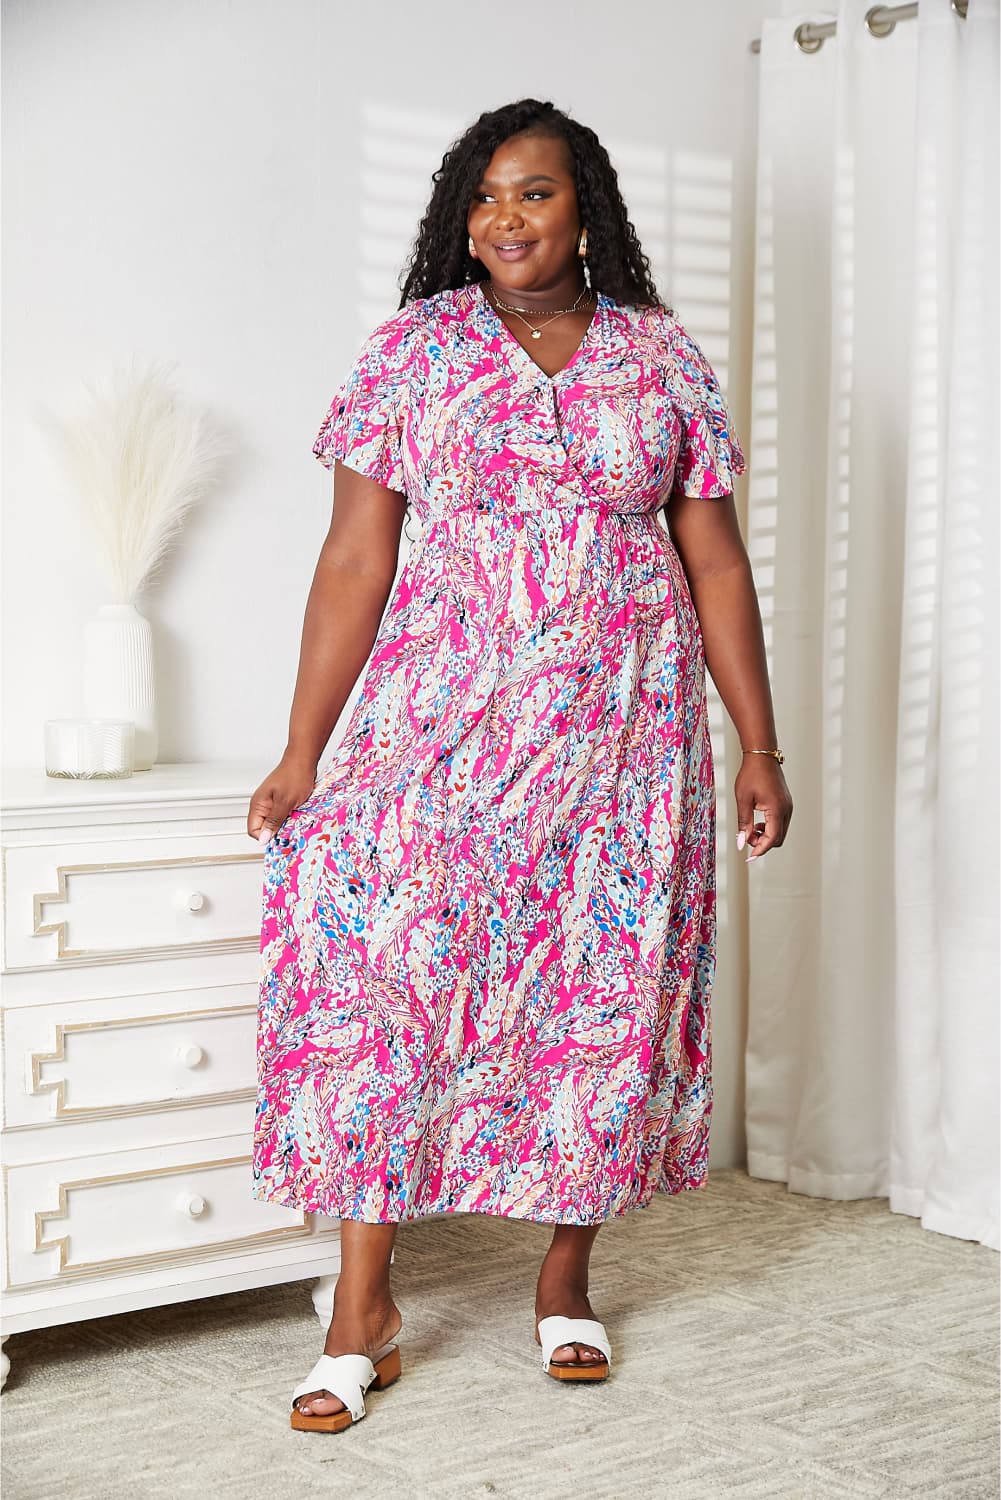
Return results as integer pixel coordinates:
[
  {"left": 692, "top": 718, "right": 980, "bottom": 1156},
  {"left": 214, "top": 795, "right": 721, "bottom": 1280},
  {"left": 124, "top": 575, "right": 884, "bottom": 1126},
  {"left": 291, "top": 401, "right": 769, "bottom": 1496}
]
[{"left": 252, "top": 282, "right": 746, "bottom": 1224}]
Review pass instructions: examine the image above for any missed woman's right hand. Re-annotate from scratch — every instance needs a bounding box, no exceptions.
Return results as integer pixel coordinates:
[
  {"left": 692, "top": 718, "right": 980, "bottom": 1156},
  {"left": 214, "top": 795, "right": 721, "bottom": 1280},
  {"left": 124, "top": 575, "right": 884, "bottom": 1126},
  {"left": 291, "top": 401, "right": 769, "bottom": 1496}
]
[{"left": 247, "top": 751, "right": 319, "bottom": 845}]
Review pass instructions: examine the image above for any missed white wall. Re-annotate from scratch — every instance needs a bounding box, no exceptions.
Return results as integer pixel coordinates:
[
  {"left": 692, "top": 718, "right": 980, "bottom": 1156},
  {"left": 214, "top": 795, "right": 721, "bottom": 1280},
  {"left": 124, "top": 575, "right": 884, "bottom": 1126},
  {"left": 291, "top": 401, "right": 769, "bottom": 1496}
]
[{"left": 3, "top": 0, "right": 770, "bottom": 1167}]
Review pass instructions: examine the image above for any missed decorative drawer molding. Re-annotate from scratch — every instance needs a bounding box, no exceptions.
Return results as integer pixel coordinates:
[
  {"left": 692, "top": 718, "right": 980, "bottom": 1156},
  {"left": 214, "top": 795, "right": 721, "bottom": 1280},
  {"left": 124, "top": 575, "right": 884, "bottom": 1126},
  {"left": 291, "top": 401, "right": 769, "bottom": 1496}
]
[
  {"left": 3, "top": 988, "right": 258, "bottom": 1128},
  {"left": 3, "top": 834, "right": 266, "bottom": 970},
  {"left": 4, "top": 1137, "right": 318, "bottom": 1289}
]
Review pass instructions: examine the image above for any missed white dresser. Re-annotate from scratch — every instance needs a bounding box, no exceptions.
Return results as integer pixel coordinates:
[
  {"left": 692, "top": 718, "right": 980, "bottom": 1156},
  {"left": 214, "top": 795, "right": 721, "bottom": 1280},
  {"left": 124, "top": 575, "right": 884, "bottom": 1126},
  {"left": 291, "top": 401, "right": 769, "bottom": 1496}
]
[{"left": 0, "top": 761, "right": 342, "bottom": 1388}]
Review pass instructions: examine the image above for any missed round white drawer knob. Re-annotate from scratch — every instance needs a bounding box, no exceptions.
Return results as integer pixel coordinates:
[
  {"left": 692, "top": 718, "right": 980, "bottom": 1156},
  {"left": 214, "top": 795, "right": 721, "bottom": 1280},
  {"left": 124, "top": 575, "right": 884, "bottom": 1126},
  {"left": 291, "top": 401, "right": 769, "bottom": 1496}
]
[
  {"left": 175, "top": 1043, "right": 205, "bottom": 1069},
  {"left": 185, "top": 891, "right": 206, "bottom": 912},
  {"left": 179, "top": 1193, "right": 207, "bottom": 1219}
]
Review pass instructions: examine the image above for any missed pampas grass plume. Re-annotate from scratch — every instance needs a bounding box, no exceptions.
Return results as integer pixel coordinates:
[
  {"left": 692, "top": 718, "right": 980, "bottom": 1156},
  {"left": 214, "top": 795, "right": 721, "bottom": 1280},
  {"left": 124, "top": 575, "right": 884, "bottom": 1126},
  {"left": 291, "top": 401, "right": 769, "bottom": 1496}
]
[{"left": 37, "top": 356, "right": 232, "bottom": 604}]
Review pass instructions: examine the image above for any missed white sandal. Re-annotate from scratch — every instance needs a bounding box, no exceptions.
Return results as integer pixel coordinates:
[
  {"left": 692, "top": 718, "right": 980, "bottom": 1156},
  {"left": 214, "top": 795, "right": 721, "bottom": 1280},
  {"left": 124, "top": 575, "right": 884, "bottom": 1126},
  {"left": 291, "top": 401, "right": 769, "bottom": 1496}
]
[
  {"left": 290, "top": 1341, "right": 401, "bottom": 1432},
  {"left": 536, "top": 1315, "right": 611, "bottom": 1382}
]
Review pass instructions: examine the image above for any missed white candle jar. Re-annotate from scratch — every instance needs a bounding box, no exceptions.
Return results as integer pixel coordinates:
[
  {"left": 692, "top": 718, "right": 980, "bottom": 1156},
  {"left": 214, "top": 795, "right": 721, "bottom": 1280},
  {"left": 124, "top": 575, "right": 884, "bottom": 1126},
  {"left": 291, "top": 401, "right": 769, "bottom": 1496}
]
[{"left": 44, "top": 719, "right": 136, "bottom": 779}]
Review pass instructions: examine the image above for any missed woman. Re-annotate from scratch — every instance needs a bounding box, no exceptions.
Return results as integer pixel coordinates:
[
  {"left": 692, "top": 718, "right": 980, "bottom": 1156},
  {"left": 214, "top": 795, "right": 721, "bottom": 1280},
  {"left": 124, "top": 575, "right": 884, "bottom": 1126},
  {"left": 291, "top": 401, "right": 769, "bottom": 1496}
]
[{"left": 248, "top": 98, "right": 793, "bottom": 1433}]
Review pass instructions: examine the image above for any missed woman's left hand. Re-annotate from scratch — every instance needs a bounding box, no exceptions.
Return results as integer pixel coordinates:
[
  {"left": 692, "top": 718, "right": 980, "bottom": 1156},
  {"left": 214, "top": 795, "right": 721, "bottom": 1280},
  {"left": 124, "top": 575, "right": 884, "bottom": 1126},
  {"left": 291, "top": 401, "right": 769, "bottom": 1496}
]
[{"left": 734, "top": 757, "right": 793, "bottom": 861}]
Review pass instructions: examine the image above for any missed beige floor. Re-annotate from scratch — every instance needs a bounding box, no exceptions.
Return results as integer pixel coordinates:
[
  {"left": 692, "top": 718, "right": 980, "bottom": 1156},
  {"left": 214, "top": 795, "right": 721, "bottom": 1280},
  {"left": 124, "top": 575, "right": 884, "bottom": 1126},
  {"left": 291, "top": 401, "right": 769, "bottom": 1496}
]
[{"left": 1, "top": 1169, "right": 997, "bottom": 1499}]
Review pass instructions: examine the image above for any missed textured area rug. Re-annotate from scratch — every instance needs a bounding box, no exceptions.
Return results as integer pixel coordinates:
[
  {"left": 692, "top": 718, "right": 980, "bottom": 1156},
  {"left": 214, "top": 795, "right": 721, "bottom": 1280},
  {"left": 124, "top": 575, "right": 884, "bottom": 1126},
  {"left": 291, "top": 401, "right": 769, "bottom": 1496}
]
[{"left": 2, "top": 1170, "right": 997, "bottom": 1499}]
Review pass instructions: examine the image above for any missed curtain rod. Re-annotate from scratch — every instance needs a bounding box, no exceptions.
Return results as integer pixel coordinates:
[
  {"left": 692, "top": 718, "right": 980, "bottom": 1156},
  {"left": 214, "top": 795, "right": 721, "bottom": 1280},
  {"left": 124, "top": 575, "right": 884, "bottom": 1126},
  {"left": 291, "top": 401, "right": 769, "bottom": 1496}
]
[{"left": 749, "top": 0, "right": 968, "bottom": 54}]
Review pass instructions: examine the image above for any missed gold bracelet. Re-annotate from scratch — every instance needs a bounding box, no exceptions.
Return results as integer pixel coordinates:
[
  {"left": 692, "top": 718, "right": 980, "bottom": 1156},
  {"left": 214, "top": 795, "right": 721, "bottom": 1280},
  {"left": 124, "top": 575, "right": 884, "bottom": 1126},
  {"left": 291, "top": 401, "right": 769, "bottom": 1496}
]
[{"left": 742, "top": 747, "right": 785, "bottom": 764}]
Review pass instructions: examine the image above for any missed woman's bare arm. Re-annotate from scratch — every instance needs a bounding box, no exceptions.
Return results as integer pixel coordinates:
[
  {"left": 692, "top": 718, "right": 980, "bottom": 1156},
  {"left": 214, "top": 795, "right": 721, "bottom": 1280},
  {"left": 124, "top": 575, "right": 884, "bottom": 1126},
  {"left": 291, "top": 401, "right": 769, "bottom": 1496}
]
[
  {"left": 247, "top": 461, "right": 406, "bottom": 840},
  {"left": 665, "top": 492, "right": 793, "bottom": 859},
  {"left": 284, "top": 461, "right": 406, "bottom": 764}
]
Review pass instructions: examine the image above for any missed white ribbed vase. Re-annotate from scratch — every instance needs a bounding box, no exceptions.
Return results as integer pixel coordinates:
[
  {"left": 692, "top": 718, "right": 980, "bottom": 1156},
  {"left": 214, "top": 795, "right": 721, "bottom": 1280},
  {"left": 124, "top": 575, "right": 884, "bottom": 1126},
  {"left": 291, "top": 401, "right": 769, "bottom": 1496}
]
[{"left": 83, "top": 603, "right": 157, "bottom": 769}]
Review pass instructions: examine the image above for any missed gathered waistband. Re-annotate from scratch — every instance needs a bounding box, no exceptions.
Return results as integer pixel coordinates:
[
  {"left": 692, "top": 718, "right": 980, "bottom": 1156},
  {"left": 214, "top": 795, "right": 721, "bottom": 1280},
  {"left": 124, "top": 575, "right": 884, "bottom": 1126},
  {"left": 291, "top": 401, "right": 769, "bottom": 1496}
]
[{"left": 423, "top": 500, "right": 663, "bottom": 527}]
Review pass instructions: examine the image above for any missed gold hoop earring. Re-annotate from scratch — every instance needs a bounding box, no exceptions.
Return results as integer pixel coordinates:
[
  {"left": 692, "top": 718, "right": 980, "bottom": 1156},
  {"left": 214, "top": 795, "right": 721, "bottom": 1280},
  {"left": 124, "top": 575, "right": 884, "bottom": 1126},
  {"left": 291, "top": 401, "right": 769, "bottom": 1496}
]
[{"left": 578, "top": 227, "right": 591, "bottom": 290}]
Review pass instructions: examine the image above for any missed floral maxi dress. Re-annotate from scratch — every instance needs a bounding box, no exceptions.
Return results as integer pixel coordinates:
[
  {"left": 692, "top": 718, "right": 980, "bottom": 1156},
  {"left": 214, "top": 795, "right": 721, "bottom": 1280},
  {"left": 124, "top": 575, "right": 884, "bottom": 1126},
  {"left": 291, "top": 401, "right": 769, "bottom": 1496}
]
[{"left": 252, "top": 282, "right": 746, "bottom": 1225}]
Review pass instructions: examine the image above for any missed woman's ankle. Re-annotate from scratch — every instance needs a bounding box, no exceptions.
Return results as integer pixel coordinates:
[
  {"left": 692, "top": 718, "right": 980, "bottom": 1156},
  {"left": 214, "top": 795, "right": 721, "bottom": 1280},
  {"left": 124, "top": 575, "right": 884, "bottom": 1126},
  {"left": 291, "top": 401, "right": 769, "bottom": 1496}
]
[
  {"left": 538, "top": 1246, "right": 591, "bottom": 1287},
  {"left": 323, "top": 1316, "right": 398, "bottom": 1344}
]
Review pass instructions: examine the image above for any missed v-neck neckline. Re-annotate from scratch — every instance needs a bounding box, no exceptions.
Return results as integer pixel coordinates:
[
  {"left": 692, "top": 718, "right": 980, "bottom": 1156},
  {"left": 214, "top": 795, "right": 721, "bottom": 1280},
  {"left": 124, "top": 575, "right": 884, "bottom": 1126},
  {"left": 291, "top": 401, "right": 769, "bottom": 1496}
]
[{"left": 476, "top": 280, "right": 605, "bottom": 384}]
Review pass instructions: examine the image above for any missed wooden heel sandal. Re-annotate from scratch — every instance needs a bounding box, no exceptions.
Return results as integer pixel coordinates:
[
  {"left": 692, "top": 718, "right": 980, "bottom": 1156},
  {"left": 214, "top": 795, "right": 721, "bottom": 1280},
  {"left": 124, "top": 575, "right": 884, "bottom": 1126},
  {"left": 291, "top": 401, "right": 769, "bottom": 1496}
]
[
  {"left": 290, "top": 1341, "right": 401, "bottom": 1432},
  {"left": 536, "top": 1316, "right": 611, "bottom": 1382}
]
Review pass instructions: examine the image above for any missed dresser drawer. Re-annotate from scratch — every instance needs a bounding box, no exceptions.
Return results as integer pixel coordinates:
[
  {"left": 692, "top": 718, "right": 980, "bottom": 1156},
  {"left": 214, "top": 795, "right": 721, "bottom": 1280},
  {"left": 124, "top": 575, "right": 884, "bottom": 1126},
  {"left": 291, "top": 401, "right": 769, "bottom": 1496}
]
[
  {"left": 2, "top": 831, "right": 265, "bottom": 970},
  {"left": 3, "top": 1136, "right": 320, "bottom": 1289},
  {"left": 3, "top": 987, "right": 258, "bottom": 1128}
]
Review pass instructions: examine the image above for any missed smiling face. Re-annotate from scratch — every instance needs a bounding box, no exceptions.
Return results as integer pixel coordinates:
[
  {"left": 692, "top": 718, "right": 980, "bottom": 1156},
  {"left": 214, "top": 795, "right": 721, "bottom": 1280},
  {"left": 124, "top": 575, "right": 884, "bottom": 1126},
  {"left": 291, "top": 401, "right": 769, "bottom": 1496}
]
[{"left": 467, "top": 132, "right": 586, "bottom": 303}]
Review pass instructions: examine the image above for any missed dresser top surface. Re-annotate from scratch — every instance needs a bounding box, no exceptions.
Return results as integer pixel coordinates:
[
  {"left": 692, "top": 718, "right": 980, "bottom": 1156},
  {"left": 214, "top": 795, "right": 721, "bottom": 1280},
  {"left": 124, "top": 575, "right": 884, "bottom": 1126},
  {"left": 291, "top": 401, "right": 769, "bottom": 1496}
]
[{"left": 1, "top": 761, "right": 274, "bottom": 815}]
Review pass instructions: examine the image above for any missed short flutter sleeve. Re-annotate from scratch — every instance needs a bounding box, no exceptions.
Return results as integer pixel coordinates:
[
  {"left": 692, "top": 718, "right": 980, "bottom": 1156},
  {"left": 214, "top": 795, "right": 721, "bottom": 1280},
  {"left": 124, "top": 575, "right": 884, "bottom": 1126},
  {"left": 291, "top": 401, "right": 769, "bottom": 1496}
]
[
  {"left": 312, "top": 306, "right": 417, "bottom": 494},
  {"left": 668, "top": 318, "right": 747, "bottom": 499}
]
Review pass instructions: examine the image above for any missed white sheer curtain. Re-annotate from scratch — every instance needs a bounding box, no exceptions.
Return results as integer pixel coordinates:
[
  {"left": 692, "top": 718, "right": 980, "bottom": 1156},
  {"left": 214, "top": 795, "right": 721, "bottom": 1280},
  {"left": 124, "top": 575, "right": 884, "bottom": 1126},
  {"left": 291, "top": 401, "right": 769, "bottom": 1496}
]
[{"left": 744, "top": 0, "right": 999, "bottom": 1249}]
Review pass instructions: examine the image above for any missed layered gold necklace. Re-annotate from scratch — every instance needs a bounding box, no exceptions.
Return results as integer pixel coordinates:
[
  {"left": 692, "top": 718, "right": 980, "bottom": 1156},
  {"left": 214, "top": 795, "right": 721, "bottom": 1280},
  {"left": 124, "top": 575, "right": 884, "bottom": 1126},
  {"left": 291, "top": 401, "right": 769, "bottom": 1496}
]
[{"left": 486, "top": 282, "right": 594, "bottom": 341}]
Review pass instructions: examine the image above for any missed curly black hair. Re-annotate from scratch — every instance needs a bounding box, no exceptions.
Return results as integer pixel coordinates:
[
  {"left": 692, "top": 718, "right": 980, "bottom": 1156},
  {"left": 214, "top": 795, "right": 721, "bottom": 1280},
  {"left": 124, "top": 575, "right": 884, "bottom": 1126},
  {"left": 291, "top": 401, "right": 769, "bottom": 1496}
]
[{"left": 398, "top": 98, "right": 672, "bottom": 316}]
